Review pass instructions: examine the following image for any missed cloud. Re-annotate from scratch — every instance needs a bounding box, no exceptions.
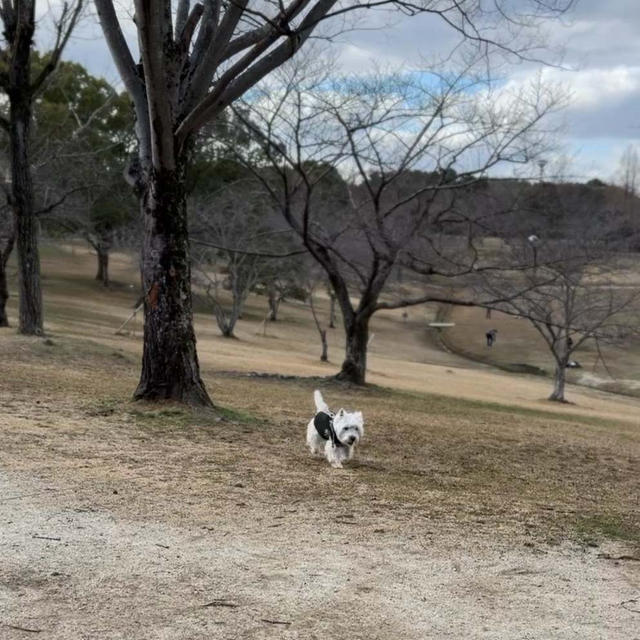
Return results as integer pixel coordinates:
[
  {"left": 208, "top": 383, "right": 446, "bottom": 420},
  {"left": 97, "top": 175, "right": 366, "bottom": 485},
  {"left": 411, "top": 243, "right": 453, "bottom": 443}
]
[{"left": 46, "top": 1, "right": 640, "bottom": 182}]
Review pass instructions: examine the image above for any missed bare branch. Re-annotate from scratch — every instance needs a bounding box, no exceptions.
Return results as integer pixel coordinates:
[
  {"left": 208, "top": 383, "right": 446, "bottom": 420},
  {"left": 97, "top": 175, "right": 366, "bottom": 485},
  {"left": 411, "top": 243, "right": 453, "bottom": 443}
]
[
  {"left": 30, "top": 1, "right": 85, "bottom": 96},
  {"left": 192, "top": 238, "right": 306, "bottom": 259}
]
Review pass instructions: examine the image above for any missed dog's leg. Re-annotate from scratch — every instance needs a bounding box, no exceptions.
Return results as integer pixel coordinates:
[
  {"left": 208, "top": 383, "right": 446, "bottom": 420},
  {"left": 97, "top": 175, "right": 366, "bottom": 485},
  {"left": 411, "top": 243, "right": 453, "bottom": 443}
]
[
  {"left": 325, "top": 441, "right": 344, "bottom": 468},
  {"left": 306, "top": 419, "right": 325, "bottom": 456}
]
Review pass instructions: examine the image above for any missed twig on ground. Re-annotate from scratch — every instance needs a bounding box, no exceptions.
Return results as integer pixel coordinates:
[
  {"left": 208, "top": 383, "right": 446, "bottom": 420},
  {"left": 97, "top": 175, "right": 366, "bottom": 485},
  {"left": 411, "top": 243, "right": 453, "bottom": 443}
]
[
  {"left": 261, "top": 618, "right": 292, "bottom": 625},
  {"left": 597, "top": 553, "right": 640, "bottom": 562},
  {"left": 4, "top": 624, "right": 43, "bottom": 633},
  {"left": 32, "top": 535, "right": 61, "bottom": 541},
  {"left": 620, "top": 599, "right": 640, "bottom": 614},
  {"left": 202, "top": 600, "right": 239, "bottom": 608}
]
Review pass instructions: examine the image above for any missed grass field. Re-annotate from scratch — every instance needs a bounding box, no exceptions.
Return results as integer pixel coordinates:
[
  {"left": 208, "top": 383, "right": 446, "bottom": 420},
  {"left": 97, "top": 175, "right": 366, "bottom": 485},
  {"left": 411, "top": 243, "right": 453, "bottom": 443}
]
[
  {"left": 444, "top": 305, "right": 640, "bottom": 397},
  {"left": 1, "top": 242, "right": 639, "bottom": 638}
]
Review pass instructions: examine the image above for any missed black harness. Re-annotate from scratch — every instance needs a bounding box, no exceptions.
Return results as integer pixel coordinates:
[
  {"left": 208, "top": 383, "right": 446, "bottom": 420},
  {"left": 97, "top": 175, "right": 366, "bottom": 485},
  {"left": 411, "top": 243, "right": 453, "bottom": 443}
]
[{"left": 313, "top": 410, "right": 343, "bottom": 448}]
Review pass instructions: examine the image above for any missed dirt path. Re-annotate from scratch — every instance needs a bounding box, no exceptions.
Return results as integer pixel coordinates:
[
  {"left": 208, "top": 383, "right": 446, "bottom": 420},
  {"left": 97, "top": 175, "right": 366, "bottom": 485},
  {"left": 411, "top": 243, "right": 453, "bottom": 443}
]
[{"left": 2, "top": 470, "right": 639, "bottom": 640}]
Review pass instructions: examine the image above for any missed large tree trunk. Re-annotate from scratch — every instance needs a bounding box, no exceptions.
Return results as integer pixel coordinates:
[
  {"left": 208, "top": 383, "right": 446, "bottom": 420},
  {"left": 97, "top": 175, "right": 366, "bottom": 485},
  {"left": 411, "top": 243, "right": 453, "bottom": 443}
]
[
  {"left": 134, "top": 165, "right": 212, "bottom": 406},
  {"left": 11, "top": 92, "right": 43, "bottom": 335},
  {"left": 336, "top": 313, "right": 370, "bottom": 384},
  {"left": 0, "top": 230, "right": 14, "bottom": 327},
  {"left": 549, "top": 360, "right": 567, "bottom": 402},
  {"left": 0, "top": 262, "right": 8, "bottom": 327},
  {"left": 0, "top": 250, "right": 11, "bottom": 328}
]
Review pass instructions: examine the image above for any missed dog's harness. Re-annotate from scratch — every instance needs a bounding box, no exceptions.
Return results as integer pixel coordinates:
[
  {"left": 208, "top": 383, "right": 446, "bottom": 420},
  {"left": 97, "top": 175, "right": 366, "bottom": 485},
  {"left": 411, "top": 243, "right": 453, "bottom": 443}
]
[{"left": 313, "top": 410, "right": 344, "bottom": 449}]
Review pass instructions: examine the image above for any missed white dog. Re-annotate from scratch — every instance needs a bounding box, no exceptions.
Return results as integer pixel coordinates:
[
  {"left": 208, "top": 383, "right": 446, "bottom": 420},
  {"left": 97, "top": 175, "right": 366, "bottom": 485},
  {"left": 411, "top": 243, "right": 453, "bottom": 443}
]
[{"left": 306, "top": 390, "right": 364, "bottom": 468}]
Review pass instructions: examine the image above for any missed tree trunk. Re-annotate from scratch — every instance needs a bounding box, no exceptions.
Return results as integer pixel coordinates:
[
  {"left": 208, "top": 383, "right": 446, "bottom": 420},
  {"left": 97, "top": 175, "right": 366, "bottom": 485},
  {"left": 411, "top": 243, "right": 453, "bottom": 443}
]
[
  {"left": 336, "top": 314, "right": 369, "bottom": 384},
  {"left": 0, "top": 231, "right": 14, "bottom": 327},
  {"left": 11, "top": 93, "right": 43, "bottom": 335},
  {"left": 207, "top": 290, "right": 240, "bottom": 338},
  {"left": 134, "top": 165, "right": 212, "bottom": 406},
  {"left": 94, "top": 231, "right": 113, "bottom": 287},
  {"left": 267, "top": 281, "right": 279, "bottom": 321},
  {"left": 549, "top": 360, "right": 567, "bottom": 402},
  {"left": 328, "top": 291, "right": 336, "bottom": 328},
  {"left": 0, "top": 255, "right": 10, "bottom": 327},
  {"left": 96, "top": 247, "right": 109, "bottom": 286},
  {"left": 0, "top": 264, "right": 9, "bottom": 327},
  {"left": 320, "top": 328, "right": 328, "bottom": 362}
]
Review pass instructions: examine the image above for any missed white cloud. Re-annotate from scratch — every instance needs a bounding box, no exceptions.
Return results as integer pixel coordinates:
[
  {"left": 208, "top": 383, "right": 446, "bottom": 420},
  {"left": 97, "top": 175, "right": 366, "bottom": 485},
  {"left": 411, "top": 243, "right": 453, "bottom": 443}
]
[
  {"left": 42, "top": 1, "right": 640, "bottom": 182},
  {"left": 558, "top": 66, "right": 640, "bottom": 111}
]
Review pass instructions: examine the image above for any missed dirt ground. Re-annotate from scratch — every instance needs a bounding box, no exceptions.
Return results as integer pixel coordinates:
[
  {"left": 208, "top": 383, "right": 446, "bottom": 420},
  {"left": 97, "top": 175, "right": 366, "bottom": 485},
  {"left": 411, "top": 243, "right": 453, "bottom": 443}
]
[{"left": 1, "top": 245, "right": 640, "bottom": 638}]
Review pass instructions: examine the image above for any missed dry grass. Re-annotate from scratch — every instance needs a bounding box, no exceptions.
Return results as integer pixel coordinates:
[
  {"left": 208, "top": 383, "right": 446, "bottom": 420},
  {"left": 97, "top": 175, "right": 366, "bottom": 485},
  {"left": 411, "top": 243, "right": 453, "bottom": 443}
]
[
  {"left": 1, "top": 257, "right": 639, "bottom": 546},
  {"left": 2, "top": 244, "right": 640, "bottom": 545},
  {"left": 444, "top": 305, "right": 640, "bottom": 398},
  {"left": 2, "top": 243, "right": 640, "bottom": 638}
]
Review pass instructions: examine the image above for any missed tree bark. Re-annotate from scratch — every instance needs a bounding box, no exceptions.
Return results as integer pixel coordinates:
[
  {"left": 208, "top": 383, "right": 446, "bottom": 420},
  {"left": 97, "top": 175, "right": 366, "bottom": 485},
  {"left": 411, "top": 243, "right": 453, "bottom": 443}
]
[
  {"left": 335, "top": 313, "right": 369, "bottom": 384},
  {"left": 0, "top": 263, "right": 8, "bottom": 327},
  {"left": 96, "top": 247, "right": 110, "bottom": 286},
  {"left": 0, "top": 244, "right": 12, "bottom": 327},
  {"left": 134, "top": 163, "right": 212, "bottom": 406},
  {"left": 328, "top": 291, "right": 336, "bottom": 328},
  {"left": 549, "top": 360, "right": 567, "bottom": 402},
  {"left": 11, "top": 90, "right": 43, "bottom": 335},
  {"left": 267, "top": 281, "right": 279, "bottom": 321}
]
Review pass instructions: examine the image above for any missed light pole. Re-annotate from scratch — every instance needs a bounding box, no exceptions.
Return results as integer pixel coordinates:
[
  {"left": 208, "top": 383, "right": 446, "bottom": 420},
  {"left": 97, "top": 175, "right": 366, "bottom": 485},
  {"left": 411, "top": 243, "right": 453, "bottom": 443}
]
[{"left": 527, "top": 234, "right": 540, "bottom": 269}]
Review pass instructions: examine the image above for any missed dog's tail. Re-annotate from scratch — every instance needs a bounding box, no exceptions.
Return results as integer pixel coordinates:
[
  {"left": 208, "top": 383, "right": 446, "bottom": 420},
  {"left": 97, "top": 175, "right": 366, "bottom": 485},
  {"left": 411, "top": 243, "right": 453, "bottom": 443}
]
[{"left": 314, "top": 389, "right": 330, "bottom": 414}]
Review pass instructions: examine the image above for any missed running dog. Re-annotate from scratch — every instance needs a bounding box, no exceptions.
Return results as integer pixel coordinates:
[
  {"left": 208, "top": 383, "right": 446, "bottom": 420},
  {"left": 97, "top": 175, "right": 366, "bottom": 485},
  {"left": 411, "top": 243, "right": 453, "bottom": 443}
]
[{"left": 306, "top": 390, "right": 364, "bottom": 468}]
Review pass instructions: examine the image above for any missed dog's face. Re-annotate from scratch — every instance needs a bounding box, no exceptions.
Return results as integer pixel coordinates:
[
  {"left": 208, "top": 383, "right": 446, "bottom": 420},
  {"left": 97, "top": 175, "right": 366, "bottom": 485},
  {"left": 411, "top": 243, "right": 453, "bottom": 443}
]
[{"left": 332, "top": 408, "right": 364, "bottom": 447}]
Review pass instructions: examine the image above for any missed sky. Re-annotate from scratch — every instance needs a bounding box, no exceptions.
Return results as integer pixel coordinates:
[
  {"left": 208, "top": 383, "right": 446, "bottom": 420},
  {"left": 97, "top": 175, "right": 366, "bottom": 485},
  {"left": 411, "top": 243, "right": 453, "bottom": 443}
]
[{"left": 57, "top": 0, "right": 640, "bottom": 184}]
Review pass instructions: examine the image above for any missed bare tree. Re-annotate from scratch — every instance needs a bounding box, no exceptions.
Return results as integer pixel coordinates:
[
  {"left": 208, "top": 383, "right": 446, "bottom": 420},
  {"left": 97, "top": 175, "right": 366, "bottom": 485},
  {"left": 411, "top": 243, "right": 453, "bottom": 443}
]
[
  {"left": 264, "top": 275, "right": 289, "bottom": 321},
  {"left": 34, "top": 63, "right": 136, "bottom": 288},
  {"left": 196, "top": 251, "right": 261, "bottom": 337},
  {"left": 94, "top": 0, "right": 573, "bottom": 405},
  {"left": 618, "top": 144, "right": 639, "bottom": 201},
  {"left": 191, "top": 180, "right": 299, "bottom": 337},
  {"left": 235, "top": 59, "right": 564, "bottom": 383},
  {"left": 0, "top": 1, "right": 84, "bottom": 335},
  {"left": 477, "top": 237, "right": 640, "bottom": 402},
  {"left": 48, "top": 155, "right": 137, "bottom": 288},
  {"left": 306, "top": 273, "right": 331, "bottom": 361}
]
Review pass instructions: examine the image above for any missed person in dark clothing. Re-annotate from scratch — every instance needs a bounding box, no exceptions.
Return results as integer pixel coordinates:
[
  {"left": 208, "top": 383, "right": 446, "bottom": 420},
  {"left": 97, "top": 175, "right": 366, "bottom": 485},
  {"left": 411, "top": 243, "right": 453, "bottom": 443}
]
[{"left": 486, "top": 329, "right": 498, "bottom": 347}]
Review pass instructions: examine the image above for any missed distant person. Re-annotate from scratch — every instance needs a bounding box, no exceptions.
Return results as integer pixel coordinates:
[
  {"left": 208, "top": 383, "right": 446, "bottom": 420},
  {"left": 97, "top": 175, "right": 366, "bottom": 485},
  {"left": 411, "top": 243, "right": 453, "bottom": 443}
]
[{"left": 486, "top": 329, "right": 497, "bottom": 347}]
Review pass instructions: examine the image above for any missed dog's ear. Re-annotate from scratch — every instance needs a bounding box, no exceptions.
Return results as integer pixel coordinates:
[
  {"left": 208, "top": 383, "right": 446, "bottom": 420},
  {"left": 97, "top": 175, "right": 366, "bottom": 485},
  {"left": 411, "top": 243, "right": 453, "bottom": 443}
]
[{"left": 338, "top": 408, "right": 344, "bottom": 416}]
